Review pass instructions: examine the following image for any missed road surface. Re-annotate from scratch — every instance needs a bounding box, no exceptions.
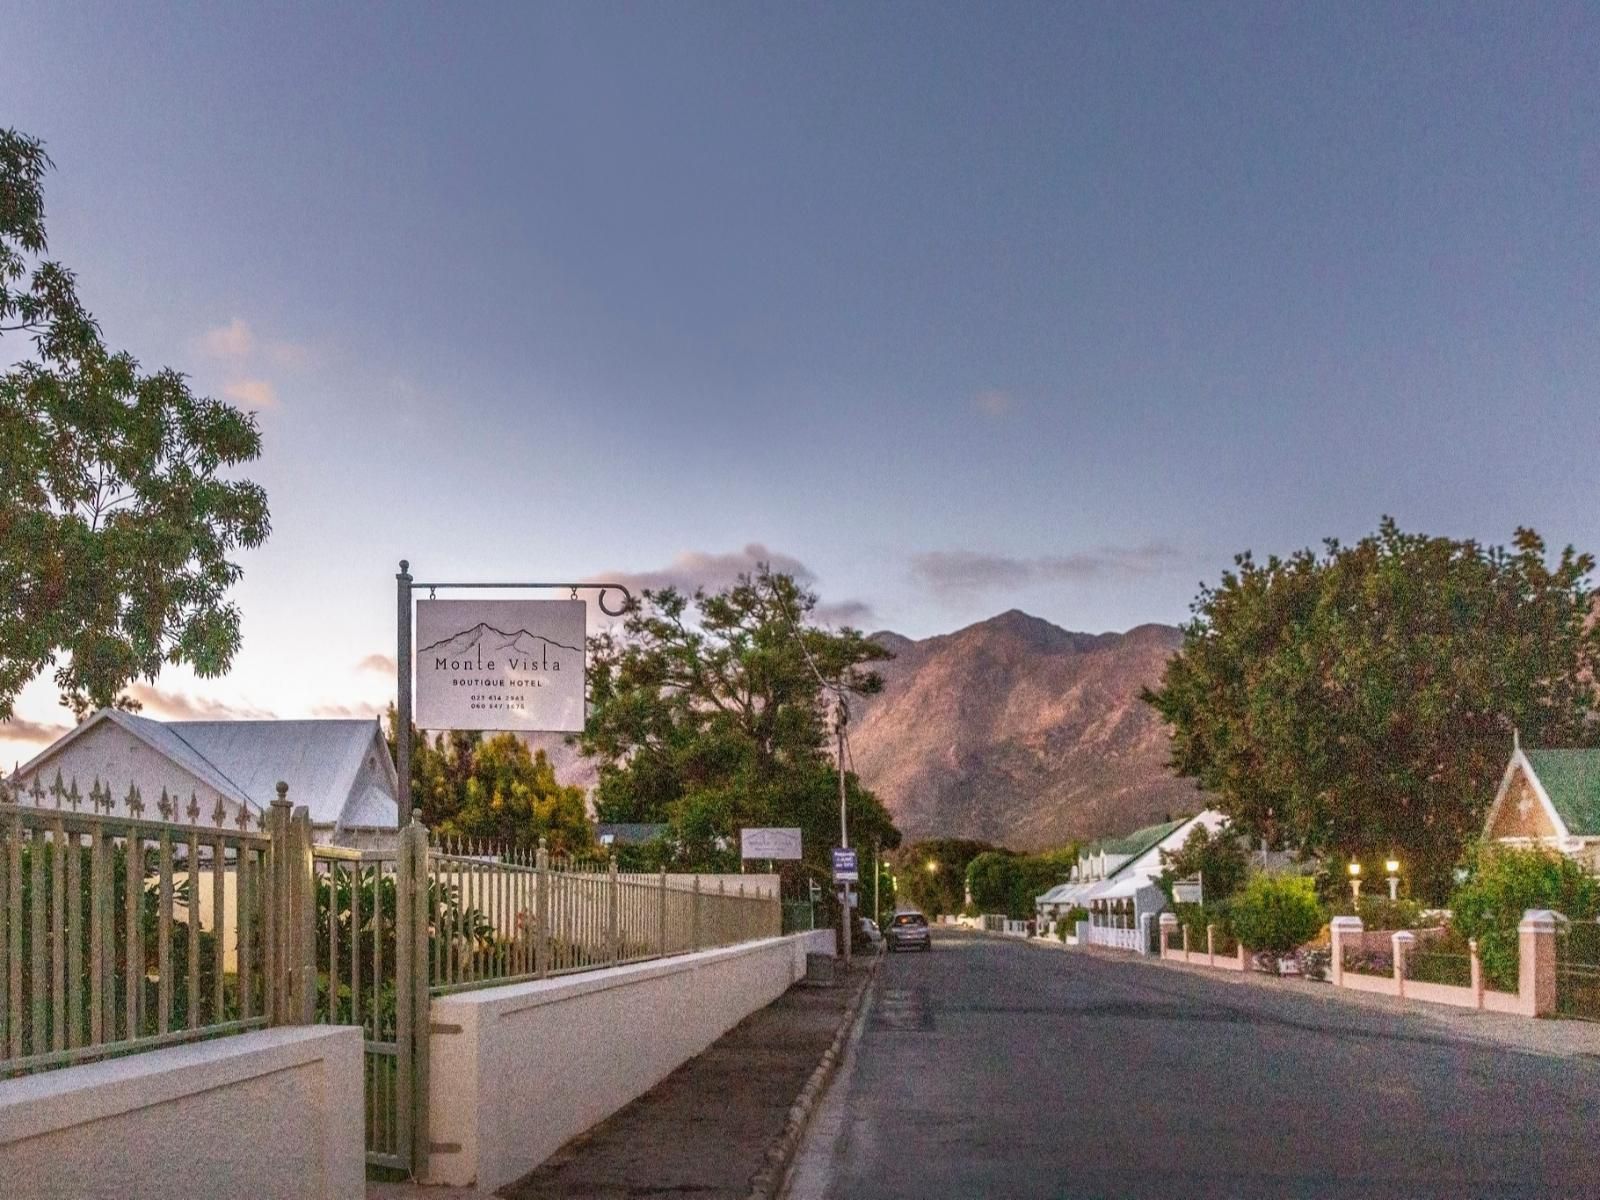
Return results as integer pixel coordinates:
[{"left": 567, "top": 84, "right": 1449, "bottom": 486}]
[{"left": 786, "top": 931, "right": 1600, "bottom": 1199}]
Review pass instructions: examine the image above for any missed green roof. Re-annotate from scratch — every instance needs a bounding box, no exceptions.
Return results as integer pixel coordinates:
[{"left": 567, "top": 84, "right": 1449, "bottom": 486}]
[
  {"left": 1524, "top": 750, "right": 1600, "bottom": 837},
  {"left": 1085, "top": 818, "right": 1189, "bottom": 863}
]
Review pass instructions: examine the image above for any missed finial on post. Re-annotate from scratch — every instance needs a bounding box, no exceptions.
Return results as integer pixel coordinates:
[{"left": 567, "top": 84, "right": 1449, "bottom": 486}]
[
  {"left": 1513, "top": 727, "right": 1521, "bottom": 754},
  {"left": 274, "top": 780, "right": 289, "bottom": 806}
]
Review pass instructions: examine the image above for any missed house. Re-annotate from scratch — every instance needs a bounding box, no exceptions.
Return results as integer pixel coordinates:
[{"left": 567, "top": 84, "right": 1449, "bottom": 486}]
[
  {"left": 1036, "top": 810, "right": 1230, "bottom": 950},
  {"left": 6, "top": 707, "right": 399, "bottom": 847},
  {"left": 1482, "top": 738, "right": 1600, "bottom": 872}
]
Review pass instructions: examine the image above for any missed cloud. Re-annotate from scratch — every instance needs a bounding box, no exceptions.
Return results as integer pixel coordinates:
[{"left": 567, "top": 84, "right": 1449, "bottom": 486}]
[
  {"left": 202, "top": 318, "right": 255, "bottom": 359},
  {"left": 224, "top": 378, "right": 278, "bottom": 410},
  {"left": 974, "top": 389, "right": 1016, "bottom": 418},
  {"left": 813, "top": 599, "right": 875, "bottom": 628},
  {"left": 357, "top": 653, "right": 397, "bottom": 675},
  {"left": 124, "top": 685, "right": 277, "bottom": 722},
  {"left": 911, "top": 543, "right": 1184, "bottom": 596},
  {"left": 0, "top": 723, "right": 76, "bottom": 761},
  {"left": 592, "top": 543, "right": 816, "bottom": 597},
  {"left": 310, "top": 701, "right": 384, "bottom": 720}
]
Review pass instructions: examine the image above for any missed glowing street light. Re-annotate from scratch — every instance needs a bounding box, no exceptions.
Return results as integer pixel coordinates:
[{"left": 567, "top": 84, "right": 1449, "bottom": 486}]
[
  {"left": 1347, "top": 861, "right": 1362, "bottom": 903},
  {"left": 1385, "top": 858, "right": 1401, "bottom": 901},
  {"left": 926, "top": 860, "right": 940, "bottom": 874}
]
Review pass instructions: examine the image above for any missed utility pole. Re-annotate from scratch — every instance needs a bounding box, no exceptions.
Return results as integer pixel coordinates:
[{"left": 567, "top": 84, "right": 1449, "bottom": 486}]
[
  {"left": 873, "top": 837, "right": 880, "bottom": 927},
  {"left": 837, "top": 699, "right": 851, "bottom": 968}
]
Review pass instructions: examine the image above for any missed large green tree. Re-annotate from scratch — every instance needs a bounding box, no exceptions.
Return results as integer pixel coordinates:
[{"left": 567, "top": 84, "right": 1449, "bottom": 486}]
[
  {"left": 895, "top": 838, "right": 995, "bottom": 917},
  {"left": 0, "top": 129, "right": 269, "bottom": 718},
  {"left": 386, "top": 714, "right": 593, "bottom": 854},
  {"left": 1144, "top": 519, "right": 1600, "bottom": 899},
  {"left": 578, "top": 569, "right": 900, "bottom": 881},
  {"left": 966, "top": 846, "right": 1079, "bottom": 918}
]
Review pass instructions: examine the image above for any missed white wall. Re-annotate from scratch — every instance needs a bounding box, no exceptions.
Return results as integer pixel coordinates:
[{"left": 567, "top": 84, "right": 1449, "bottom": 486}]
[
  {"left": 427, "top": 929, "right": 836, "bottom": 1193},
  {"left": 0, "top": 1026, "right": 364, "bottom": 1200}
]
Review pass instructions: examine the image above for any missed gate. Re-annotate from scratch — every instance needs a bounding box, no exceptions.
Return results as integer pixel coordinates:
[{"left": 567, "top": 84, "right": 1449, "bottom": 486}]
[
  {"left": 311, "top": 821, "right": 430, "bottom": 1175},
  {"left": 1555, "top": 919, "right": 1600, "bottom": 1022}
]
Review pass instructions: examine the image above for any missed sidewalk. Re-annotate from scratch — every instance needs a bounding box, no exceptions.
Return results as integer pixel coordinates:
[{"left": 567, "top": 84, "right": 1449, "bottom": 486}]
[
  {"left": 1062, "top": 940, "right": 1600, "bottom": 1060},
  {"left": 362, "top": 955, "right": 866, "bottom": 1200}
]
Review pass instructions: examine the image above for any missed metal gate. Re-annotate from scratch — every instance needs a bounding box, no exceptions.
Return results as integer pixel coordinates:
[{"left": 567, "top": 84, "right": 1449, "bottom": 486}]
[
  {"left": 311, "top": 822, "right": 429, "bottom": 1176},
  {"left": 1556, "top": 920, "right": 1600, "bottom": 1022}
]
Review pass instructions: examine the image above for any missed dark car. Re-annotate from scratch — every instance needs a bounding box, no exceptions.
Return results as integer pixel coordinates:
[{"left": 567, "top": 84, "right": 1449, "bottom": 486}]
[{"left": 886, "top": 909, "right": 932, "bottom": 952}]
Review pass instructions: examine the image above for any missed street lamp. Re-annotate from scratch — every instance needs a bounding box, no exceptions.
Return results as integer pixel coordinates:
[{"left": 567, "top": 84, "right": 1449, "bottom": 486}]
[
  {"left": 1385, "top": 859, "right": 1401, "bottom": 901},
  {"left": 926, "top": 860, "right": 939, "bottom": 874},
  {"left": 1347, "top": 861, "right": 1362, "bottom": 903}
]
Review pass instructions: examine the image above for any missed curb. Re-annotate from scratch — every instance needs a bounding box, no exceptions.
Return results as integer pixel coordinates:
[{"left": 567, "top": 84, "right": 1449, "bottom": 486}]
[{"left": 744, "top": 950, "right": 882, "bottom": 1200}]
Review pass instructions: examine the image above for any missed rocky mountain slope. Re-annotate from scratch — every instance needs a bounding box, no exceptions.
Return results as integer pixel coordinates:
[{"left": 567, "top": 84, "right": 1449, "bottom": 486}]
[{"left": 848, "top": 610, "right": 1205, "bottom": 850}]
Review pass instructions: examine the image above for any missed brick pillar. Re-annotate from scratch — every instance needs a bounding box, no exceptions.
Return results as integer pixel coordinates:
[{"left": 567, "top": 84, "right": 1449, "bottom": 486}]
[
  {"left": 1469, "top": 938, "right": 1484, "bottom": 1009},
  {"left": 1159, "top": 912, "right": 1178, "bottom": 958},
  {"left": 1206, "top": 924, "right": 1216, "bottom": 966},
  {"left": 1392, "top": 930, "right": 1415, "bottom": 999},
  {"left": 1518, "top": 909, "right": 1564, "bottom": 1017},
  {"left": 1330, "top": 916, "right": 1363, "bottom": 989}
]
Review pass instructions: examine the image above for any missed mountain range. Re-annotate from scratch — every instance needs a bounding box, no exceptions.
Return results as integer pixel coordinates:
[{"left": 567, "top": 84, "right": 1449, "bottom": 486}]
[
  {"left": 528, "top": 609, "right": 1204, "bottom": 852},
  {"left": 847, "top": 610, "right": 1205, "bottom": 851}
]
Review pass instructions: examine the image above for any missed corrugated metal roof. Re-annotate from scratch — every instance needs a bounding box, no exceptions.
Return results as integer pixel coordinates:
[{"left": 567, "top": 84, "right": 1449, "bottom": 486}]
[
  {"left": 169, "top": 719, "right": 388, "bottom": 827},
  {"left": 104, "top": 711, "right": 259, "bottom": 812},
  {"left": 1525, "top": 749, "right": 1600, "bottom": 837}
]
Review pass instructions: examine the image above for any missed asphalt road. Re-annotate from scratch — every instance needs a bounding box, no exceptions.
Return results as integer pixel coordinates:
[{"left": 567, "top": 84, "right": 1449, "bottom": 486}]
[{"left": 786, "top": 931, "right": 1600, "bottom": 1200}]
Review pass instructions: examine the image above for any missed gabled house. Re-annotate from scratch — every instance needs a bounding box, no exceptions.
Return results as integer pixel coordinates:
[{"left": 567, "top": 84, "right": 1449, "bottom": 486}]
[
  {"left": 7, "top": 707, "right": 399, "bottom": 847},
  {"left": 1483, "top": 741, "right": 1600, "bottom": 872},
  {"left": 1036, "top": 810, "right": 1230, "bottom": 950}
]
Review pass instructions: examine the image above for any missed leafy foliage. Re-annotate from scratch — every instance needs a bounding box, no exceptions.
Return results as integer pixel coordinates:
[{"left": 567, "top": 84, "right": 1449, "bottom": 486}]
[
  {"left": 967, "top": 846, "right": 1079, "bottom": 918},
  {"left": 1450, "top": 845, "right": 1600, "bottom": 991},
  {"left": 1228, "top": 874, "right": 1325, "bottom": 960},
  {"left": 579, "top": 568, "right": 900, "bottom": 886},
  {"left": 387, "top": 714, "right": 593, "bottom": 853},
  {"left": 1156, "top": 823, "right": 1249, "bottom": 905},
  {"left": 895, "top": 838, "right": 994, "bottom": 918},
  {"left": 1144, "top": 519, "right": 1600, "bottom": 900},
  {"left": 0, "top": 128, "right": 270, "bottom": 718}
]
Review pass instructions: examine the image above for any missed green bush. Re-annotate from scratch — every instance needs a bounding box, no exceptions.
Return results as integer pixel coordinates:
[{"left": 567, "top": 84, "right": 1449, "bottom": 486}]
[
  {"left": 1451, "top": 846, "right": 1600, "bottom": 992},
  {"left": 1228, "top": 875, "right": 1325, "bottom": 963},
  {"left": 1328, "top": 894, "right": 1428, "bottom": 931},
  {"left": 1058, "top": 906, "right": 1088, "bottom": 941}
]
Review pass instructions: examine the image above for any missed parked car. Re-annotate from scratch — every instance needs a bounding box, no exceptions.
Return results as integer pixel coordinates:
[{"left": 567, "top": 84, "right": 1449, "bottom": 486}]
[
  {"left": 887, "top": 909, "right": 932, "bottom": 952},
  {"left": 856, "top": 917, "right": 883, "bottom": 949}
]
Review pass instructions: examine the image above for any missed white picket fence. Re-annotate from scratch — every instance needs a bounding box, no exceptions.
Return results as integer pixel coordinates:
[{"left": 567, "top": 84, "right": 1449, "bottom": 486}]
[{"left": 1082, "top": 924, "right": 1143, "bottom": 953}]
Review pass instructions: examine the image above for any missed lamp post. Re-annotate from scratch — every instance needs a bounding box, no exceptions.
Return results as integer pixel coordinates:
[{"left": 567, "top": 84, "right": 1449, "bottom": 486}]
[
  {"left": 1385, "top": 859, "right": 1400, "bottom": 902},
  {"left": 1348, "top": 861, "right": 1362, "bottom": 904}
]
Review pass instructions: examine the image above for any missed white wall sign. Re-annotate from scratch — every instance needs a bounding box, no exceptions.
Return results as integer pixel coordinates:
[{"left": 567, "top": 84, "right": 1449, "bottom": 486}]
[
  {"left": 415, "top": 599, "right": 586, "bottom": 732},
  {"left": 740, "top": 827, "right": 803, "bottom": 860}
]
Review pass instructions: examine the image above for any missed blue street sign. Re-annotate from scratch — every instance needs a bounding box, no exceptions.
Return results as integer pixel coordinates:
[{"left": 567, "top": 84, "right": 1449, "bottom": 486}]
[{"left": 832, "top": 847, "right": 859, "bottom": 882}]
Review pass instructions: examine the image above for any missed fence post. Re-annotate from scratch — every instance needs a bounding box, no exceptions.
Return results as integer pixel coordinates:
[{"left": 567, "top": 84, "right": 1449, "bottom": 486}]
[
  {"left": 1392, "top": 930, "right": 1414, "bottom": 1000},
  {"left": 1519, "top": 909, "right": 1563, "bottom": 1017},
  {"left": 692, "top": 876, "right": 702, "bottom": 952},
  {"left": 267, "top": 784, "right": 293, "bottom": 1025},
  {"left": 608, "top": 855, "right": 620, "bottom": 965},
  {"left": 1469, "top": 938, "right": 1484, "bottom": 1009},
  {"left": 1182, "top": 925, "right": 1191, "bottom": 957},
  {"left": 292, "top": 801, "right": 316, "bottom": 1025},
  {"left": 406, "top": 809, "right": 431, "bottom": 1182},
  {"left": 1159, "top": 912, "right": 1178, "bottom": 959},
  {"left": 1329, "top": 915, "right": 1362, "bottom": 989},
  {"left": 657, "top": 867, "right": 668, "bottom": 957},
  {"left": 1206, "top": 924, "right": 1216, "bottom": 967},
  {"left": 535, "top": 838, "right": 549, "bottom": 979}
]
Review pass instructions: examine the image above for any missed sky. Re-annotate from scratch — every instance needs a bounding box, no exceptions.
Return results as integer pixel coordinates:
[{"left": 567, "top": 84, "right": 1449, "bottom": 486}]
[{"left": 2, "top": 2, "right": 1598, "bottom": 760}]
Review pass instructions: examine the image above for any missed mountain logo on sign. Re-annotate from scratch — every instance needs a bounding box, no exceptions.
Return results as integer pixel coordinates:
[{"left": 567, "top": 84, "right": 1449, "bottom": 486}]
[{"left": 420, "top": 623, "right": 582, "bottom": 672}]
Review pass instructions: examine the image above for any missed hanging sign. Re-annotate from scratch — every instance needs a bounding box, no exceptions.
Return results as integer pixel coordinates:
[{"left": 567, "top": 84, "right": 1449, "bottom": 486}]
[
  {"left": 741, "top": 828, "right": 803, "bottom": 860},
  {"left": 831, "top": 847, "right": 859, "bottom": 882},
  {"left": 415, "top": 599, "right": 586, "bottom": 732}
]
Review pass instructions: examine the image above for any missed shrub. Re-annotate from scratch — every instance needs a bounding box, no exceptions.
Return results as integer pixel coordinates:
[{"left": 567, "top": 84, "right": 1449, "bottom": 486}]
[
  {"left": 1057, "top": 906, "right": 1088, "bottom": 941},
  {"left": 1228, "top": 875, "right": 1325, "bottom": 966},
  {"left": 1451, "top": 846, "right": 1600, "bottom": 992}
]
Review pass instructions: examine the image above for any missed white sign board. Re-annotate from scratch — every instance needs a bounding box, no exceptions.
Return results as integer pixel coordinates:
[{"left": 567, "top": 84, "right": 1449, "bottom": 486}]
[
  {"left": 740, "top": 827, "right": 803, "bottom": 860},
  {"left": 415, "top": 599, "right": 586, "bottom": 732}
]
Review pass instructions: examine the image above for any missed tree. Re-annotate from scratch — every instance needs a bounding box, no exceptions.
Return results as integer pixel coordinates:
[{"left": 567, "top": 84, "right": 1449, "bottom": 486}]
[
  {"left": 1451, "top": 846, "right": 1600, "bottom": 992},
  {"left": 1144, "top": 519, "right": 1600, "bottom": 900},
  {"left": 578, "top": 568, "right": 901, "bottom": 882},
  {"left": 1228, "top": 875, "right": 1324, "bottom": 965},
  {"left": 965, "top": 850, "right": 1021, "bottom": 913},
  {"left": 386, "top": 713, "right": 592, "bottom": 854},
  {"left": 0, "top": 128, "right": 270, "bottom": 718},
  {"left": 896, "top": 838, "right": 994, "bottom": 917},
  {"left": 1157, "top": 823, "right": 1249, "bottom": 905}
]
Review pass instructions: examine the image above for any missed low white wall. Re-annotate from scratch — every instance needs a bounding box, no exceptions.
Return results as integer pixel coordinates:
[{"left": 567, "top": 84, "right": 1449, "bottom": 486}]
[
  {"left": 428, "top": 930, "right": 835, "bottom": 1193},
  {"left": 0, "top": 1026, "right": 364, "bottom": 1200}
]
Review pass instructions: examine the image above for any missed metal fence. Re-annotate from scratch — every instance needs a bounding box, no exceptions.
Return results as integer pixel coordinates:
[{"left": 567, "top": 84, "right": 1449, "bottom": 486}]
[
  {"left": 1557, "top": 920, "right": 1600, "bottom": 1022},
  {"left": 4, "top": 779, "right": 783, "bottom": 1180},
  {"left": 0, "top": 788, "right": 275, "bottom": 1078}
]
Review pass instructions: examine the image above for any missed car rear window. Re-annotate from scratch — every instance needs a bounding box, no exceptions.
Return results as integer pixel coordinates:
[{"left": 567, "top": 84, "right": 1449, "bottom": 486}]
[{"left": 892, "top": 914, "right": 927, "bottom": 927}]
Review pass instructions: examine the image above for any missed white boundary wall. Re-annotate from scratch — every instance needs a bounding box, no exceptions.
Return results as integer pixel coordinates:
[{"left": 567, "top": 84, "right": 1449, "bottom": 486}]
[
  {"left": 0, "top": 1026, "right": 364, "bottom": 1200},
  {"left": 427, "top": 928, "right": 836, "bottom": 1193}
]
